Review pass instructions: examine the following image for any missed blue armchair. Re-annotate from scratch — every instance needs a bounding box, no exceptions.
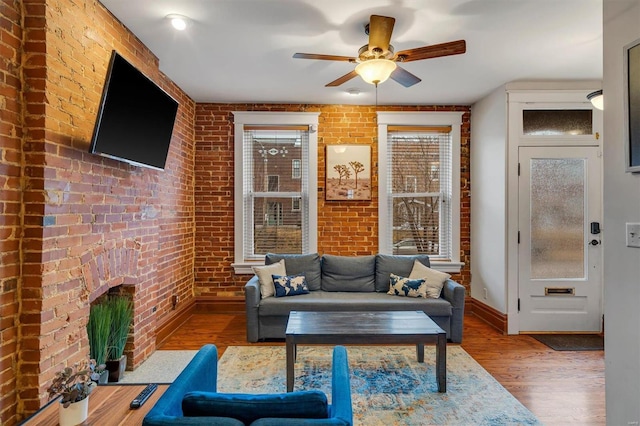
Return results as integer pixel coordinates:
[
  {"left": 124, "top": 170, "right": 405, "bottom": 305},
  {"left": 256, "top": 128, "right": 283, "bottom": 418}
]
[{"left": 143, "top": 344, "right": 352, "bottom": 426}]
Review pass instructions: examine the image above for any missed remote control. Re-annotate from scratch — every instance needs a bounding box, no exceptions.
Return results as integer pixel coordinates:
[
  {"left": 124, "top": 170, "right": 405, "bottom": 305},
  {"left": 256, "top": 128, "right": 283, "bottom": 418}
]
[{"left": 130, "top": 383, "right": 158, "bottom": 409}]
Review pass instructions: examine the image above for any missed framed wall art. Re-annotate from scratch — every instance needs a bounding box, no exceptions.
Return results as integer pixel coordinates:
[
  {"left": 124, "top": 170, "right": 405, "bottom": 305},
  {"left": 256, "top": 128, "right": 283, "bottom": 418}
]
[
  {"left": 624, "top": 37, "right": 640, "bottom": 173},
  {"left": 325, "top": 145, "right": 371, "bottom": 200}
]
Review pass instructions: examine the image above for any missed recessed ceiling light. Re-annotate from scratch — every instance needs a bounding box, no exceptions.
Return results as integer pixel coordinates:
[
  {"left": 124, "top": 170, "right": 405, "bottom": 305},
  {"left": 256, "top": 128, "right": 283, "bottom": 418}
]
[
  {"left": 346, "top": 88, "right": 361, "bottom": 96},
  {"left": 166, "top": 14, "right": 189, "bottom": 31}
]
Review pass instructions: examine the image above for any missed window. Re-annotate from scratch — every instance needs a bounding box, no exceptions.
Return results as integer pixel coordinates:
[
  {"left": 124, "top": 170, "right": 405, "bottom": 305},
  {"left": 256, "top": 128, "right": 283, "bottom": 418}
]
[
  {"left": 267, "top": 175, "right": 279, "bottom": 192},
  {"left": 377, "top": 112, "right": 463, "bottom": 272},
  {"left": 292, "top": 159, "right": 301, "bottom": 179},
  {"left": 292, "top": 197, "right": 301, "bottom": 211},
  {"left": 405, "top": 176, "right": 417, "bottom": 192},
  {"left": 266, "top": 202, "right": 283, "bottom": 226},
  {"left": 232, "top": 112, "right": 319, "bottom": 273}
]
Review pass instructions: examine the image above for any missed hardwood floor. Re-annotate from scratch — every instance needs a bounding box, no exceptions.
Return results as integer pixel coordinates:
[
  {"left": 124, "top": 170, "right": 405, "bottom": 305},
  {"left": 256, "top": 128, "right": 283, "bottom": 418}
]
[{"left": 159, "top": 312, "right": 605, "bottom": 425}]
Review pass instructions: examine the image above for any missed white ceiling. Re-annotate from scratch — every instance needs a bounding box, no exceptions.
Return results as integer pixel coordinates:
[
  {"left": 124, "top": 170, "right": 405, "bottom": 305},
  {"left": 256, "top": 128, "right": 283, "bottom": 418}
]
[{"left": 98, "top": 0, "right": 602, "bottom": 106}]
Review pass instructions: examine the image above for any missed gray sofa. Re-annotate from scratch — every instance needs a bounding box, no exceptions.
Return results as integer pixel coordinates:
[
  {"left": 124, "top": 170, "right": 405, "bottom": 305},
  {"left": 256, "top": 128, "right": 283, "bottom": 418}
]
[{"left": 244, "top": 253, "right": 465, "bottom": 343}]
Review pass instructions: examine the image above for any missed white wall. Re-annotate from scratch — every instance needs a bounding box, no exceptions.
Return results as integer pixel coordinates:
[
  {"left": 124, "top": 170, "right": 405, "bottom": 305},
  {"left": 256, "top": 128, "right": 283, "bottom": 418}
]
[
  {"left": 604, "top": 0, "right": 640, "bottom": 423},
  {"left": 470, "top": 86, "right": 508, "bottom": 312}
]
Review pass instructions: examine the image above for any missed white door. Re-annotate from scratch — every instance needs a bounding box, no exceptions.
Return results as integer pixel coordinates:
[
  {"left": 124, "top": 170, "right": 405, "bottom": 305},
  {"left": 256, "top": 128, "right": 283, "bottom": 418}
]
[{"left": 518, "top": 146, "right": 602, "bottom": 332}]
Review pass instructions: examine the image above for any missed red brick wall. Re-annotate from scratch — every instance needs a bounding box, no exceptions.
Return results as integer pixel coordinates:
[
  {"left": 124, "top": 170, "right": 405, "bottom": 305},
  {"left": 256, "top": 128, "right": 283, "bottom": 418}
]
[
  {"left": 0, "top": 1, "right": 24, "bottom": 424},
  {"left": 3, "top": 0, "right": 196, "bottom": 423},
  {"left": 194, "top": 104, "right": 471, "bottom": 297}
]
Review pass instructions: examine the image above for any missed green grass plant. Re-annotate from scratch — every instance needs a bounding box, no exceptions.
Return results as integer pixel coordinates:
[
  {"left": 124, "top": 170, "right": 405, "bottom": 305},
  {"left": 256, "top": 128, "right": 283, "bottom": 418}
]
[
  {"left": 87, "top": 303, "right": 110, "bottom": 366},
  {"left": 107, "top": 295, "right": 133, "bottom": 360}
]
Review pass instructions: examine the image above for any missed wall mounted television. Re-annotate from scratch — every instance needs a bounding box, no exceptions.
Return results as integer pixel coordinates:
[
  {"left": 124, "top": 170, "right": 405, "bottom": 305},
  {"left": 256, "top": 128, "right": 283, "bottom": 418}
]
[{"left": 89, "top": 51, "right": 179, "bottom": 171}]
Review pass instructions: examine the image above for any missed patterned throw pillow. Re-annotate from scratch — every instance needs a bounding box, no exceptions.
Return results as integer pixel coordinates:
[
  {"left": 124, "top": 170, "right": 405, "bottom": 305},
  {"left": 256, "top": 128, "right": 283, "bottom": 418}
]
[
  {"left": 387, "top": 273, "right": 426, "bottom": 298},
  {"left": 272, "top": 274, "right": 310, "bottom": 297},
  {"left": 408, "top": 260, "right": 451, "bottom": 299}
]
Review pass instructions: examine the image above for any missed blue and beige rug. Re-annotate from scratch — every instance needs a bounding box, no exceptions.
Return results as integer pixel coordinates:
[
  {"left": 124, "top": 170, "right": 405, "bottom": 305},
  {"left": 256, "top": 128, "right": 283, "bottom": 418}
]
[{"left": 217, "top": 345, "right": 541, "bottom": 426}]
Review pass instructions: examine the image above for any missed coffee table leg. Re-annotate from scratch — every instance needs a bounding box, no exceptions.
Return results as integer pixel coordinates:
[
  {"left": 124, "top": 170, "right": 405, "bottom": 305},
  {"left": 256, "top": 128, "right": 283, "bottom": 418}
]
[
  {"left": 416, "top": 343, "right": 424, "bottom": 362},
  {"left": 436, "top": 332, "right": 446, "bottom": 392},
  {"left": 286, "top": 336, "right": 294, "bottom": 392}
]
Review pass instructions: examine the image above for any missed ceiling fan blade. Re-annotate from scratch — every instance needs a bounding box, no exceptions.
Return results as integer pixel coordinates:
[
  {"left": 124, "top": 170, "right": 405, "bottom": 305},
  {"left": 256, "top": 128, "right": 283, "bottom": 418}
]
[
  {"left": 368, "top": 15, "right": 395, "bottom": 53},
  {"left": 325, "top": 70, "right": 359, "bottom": 87},
  {"left": 395, "top": 40, "right": 466, "bottom": 62},
  {"left": 293, "top": 53, "right": 355, "bottom": 62},
  {"left": 390, "top": 66, "right": 422, "bottom": 87}
]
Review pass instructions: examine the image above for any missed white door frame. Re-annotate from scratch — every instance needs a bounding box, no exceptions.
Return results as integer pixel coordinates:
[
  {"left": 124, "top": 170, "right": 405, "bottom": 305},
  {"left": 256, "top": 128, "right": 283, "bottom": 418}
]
[{"left": 506, "top": 90, "right": 603, "bottom": 334}]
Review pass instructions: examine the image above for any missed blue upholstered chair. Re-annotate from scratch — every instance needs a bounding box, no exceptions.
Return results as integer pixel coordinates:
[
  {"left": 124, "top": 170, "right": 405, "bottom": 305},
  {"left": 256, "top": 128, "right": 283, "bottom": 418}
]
[{"left": 143, "top": 344, "right": 352, "bottom": 426}]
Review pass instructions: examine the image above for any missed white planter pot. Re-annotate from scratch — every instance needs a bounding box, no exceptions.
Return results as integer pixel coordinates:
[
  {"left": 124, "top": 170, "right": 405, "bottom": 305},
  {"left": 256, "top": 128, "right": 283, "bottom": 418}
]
[{"left": 59, "top": 396, "right": 89, "bottom": 426}]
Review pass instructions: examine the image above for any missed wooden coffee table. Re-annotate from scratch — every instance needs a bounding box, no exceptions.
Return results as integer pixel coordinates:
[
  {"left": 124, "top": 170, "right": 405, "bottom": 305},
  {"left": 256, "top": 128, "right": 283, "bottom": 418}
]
[{"left": 285, "top": 310, "right": 446, "bottom": 393}]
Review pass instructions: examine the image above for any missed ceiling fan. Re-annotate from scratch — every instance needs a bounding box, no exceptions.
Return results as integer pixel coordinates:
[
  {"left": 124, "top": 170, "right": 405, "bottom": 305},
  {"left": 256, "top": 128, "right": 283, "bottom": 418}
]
[{"left": 293, "top": 15, "right": 466, "bottom": 87}]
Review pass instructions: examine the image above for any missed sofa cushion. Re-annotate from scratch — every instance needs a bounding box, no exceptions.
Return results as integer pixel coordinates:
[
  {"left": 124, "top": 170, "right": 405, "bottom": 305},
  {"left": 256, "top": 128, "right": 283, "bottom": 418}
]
[
  {"left": 251, "top": 418, "right": 350, "bottom": 426},
  {"left": 409, "top": 260, "right": 451, "bottom": 299},
  {"left": 321, "top": 255, "right": 376, "bottom": 292},
  {"left": 387, "top": 273, "right": 426, "bottom": 298},
  {"left": 259, "top": 291, "right": 453, "bottom": 317},
  {"left": 375, "top": 254, "right": 431, "bottom": 292},
  {"left": 252, "top": 259, "right": 286, "bottom": 299},
  {"left": 273, "top": 274, "right": 310, "bottom": 297},
  {"left": 266, "top": 253, "right": 322, "bottom": 291},
  {"left": 182, "top": 390, "right": 328, "bottom": 425}
]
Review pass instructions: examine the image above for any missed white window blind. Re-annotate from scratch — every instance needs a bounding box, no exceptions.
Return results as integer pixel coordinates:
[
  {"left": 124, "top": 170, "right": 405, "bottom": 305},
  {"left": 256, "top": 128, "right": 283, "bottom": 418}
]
[
  {"left": 386, "top": 126, "right": 452, "bottom": 260},
  {"left": 242, "top": 127, "right": 309, "bottom": 259}
]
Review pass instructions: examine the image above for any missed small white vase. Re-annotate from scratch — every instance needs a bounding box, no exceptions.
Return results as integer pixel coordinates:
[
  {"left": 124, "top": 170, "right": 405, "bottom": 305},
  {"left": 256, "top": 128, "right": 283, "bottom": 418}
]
[{"left": 59, "top": 396, "right": 89, "bottom": 426}]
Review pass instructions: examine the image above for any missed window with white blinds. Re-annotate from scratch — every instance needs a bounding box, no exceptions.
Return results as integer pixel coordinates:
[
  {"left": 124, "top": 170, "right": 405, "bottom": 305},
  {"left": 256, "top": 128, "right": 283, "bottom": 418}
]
[
  {"left": 386, "top": 127, "right": 452, "bottom": 259},
  {"left": 232, "top": 112, "right": 318, "bottom": 272},
  {"left": 377, "top": 112, "right": 462, "bottom": 269}
]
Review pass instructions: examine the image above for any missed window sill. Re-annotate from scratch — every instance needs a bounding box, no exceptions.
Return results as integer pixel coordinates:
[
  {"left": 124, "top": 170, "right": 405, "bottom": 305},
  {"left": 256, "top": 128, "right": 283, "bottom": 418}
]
[
  {"left": 233, "top": 260, "right": 463, "bottom": 275},
  {"left": 430, "top": 261, "right": 464, "bottom": 274}
]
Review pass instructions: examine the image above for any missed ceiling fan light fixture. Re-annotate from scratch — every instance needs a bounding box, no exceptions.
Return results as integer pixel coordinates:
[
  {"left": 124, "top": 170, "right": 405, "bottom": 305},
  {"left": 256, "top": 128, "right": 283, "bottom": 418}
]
[
  {"left": 587, "top": 90, "right": 603, "bottom": 110},
  {"left": 166, "top": 14, "right": 189, "bottom": 31},
  {"left": 355, "top": 59, "right": 397, "bottom": 85}
]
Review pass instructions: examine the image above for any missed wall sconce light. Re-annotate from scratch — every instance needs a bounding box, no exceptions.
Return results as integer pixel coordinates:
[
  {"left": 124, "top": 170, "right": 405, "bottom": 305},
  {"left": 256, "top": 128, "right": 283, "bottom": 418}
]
[
  {"left": 355, "top": 59, "right": 397, "bottom": 86},
  {"left": 587, "top": 90, "right": 603, "bottom": 110},
  {"left": 166, "top": 14, "right": 190, "bottom": 31}
]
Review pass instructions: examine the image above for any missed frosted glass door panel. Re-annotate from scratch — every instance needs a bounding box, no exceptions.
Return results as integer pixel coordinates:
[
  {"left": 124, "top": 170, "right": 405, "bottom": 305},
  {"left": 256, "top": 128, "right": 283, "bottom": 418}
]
[
  {"left": 522, "top": 110, "right": 592, "bottom": 136},
  {"left": 530, "top": 158, "right": 585, "bottom": 279}
]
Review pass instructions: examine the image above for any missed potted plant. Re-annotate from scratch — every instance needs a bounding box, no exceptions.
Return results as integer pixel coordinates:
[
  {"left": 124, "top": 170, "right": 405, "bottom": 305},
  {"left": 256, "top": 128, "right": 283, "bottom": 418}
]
[
  {"left": 105, "top": 295, "right": 133, "bottom": 382},
  {"left": 47, "top": 359, "right": 98, "bottom": 426},
  {"left": 87, "top": 302, "right": 110, "bottom": 384}
]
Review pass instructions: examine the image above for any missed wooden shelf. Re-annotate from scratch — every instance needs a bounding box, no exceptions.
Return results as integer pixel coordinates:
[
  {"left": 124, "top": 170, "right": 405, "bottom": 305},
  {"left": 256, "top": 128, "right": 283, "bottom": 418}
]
[{"left": 22, "top": 384, "right": 168, "bottom": 426}]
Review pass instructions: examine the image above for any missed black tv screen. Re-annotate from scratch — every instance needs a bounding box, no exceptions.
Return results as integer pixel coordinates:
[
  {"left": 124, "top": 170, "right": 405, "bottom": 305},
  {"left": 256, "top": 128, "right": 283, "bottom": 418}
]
[{"left": 89, "top": 51, "right": 179, "bottom": 170}]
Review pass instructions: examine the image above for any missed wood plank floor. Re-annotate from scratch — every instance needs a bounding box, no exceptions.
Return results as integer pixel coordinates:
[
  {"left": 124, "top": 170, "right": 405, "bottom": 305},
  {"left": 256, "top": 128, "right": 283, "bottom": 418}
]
[{"left": 159, "top": 313, "right": 605, "bottom": 425}]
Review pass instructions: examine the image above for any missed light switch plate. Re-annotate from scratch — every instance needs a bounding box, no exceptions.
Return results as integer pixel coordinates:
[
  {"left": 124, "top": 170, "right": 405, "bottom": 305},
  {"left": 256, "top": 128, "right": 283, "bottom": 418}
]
[{"left": 626, "top": 223, "right": 640, "bottom": 248}]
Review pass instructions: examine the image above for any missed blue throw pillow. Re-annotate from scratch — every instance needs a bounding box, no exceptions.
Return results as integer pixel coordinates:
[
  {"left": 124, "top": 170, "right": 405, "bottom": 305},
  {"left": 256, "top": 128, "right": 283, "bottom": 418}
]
[
  {"left": 182, "top": 391, "right": 328, "bottom": 424},
  {"left": 387, "top": 273, "right": 426, "bottom": 298},
  {"left": 272, "top": 274, "right": 310, "bottom": 297}
]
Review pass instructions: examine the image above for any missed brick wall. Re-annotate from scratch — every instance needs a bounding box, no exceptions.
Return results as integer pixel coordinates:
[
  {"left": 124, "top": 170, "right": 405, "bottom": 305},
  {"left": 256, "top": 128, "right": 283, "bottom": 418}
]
[
  {"left": 1, "top": 0, "right": 196, "bottom": 423},
  {"left": 0, "top": 1, "right": 24, "bottom": 424},
  {"left": 194, "top": 104, "right": 471, "bottom": 297}
]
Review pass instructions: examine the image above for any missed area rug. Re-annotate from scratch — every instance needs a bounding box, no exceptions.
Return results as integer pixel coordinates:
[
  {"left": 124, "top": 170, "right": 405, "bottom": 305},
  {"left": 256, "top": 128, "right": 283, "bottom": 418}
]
[
  {"left": 217, "top": 345, "right": 541, "bottom": 426},
  {"left": 532, "top": 334, "right": 604, "bottom": 351},
  {"left": 117, "top": 350, "right": 198, "bottom": 384}
]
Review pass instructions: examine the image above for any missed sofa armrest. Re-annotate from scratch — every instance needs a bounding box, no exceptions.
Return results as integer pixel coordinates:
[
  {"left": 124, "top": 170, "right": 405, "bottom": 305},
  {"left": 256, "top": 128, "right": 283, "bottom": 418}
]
[
  {"left": 245, "top": 276, "right": 261, "bottom": 342},
  {"left": 441, "top": 279, "right": 465, "bottom": 343},
  {"left": 330, "top": 346, "right": 353, "bottom": 426},
  {"left": 143, "top": 344, "right": 219, "bottom": 426}
]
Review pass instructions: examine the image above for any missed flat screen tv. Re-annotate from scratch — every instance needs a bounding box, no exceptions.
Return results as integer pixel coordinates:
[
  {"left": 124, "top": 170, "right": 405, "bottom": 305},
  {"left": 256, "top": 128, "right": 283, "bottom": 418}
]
[{"left": 89, "top": 51, "right": 179, "bottom": 170}]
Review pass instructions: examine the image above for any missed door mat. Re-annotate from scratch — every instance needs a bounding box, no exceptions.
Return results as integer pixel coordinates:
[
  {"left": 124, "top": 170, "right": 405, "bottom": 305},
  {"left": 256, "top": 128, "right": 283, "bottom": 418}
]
[{"left": 532, "top": 334, "right": 604, "bottom": 351}]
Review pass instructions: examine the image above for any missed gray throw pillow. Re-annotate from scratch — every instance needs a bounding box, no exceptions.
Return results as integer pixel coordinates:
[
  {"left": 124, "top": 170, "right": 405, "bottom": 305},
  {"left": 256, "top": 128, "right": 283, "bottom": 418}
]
[
  {"left": 265, "top": 253, "right": 322, "bottom": 291},
  {"left": 375, "top": 254, "right": 431, "bottom": 292},
  {"left": 321, "top": 254, "right": 376, "bottom": 292}
]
